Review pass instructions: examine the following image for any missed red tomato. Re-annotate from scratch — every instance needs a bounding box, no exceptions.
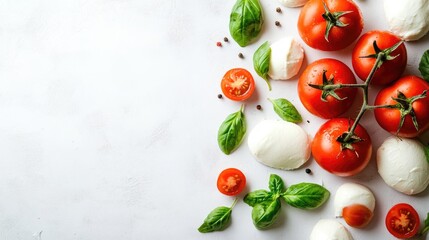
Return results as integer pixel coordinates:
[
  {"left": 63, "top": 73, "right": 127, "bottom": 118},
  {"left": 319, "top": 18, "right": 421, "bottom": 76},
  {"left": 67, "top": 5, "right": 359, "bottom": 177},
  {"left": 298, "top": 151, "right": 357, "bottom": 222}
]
[
  {"left": 297, "top": 0, "right": 363, "bottom": 51},
  {"left": 385, "top": 203, "right": 420, "bottom": 239},
  {"left": 374, "top": 75, "right": 429, "bottom": 138},
  {"left": 342, "top": 204, "right": 373, "bottom": 228},
  {"left": 217, "top": 168, "right": 246, "bottom": 196},
  {"left": 352, "top": 30, "right": 407, "bottom": 85},
  {"left": 312, "top": 118, "right": 372, "bottom": 177},
  {"left": 298, "top": 58, "right": 357, "bottom": 119},
  {"left": 221, "top": 68, "right": 255, "bottom": 101}
]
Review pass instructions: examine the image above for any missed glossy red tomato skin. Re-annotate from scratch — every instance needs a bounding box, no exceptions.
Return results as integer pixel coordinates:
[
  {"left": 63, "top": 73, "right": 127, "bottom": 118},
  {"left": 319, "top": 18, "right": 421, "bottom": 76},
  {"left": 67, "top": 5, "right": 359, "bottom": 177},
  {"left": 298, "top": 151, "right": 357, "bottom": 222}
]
[
  {"left": 374, "top": 75, "right": 429, "bottom": 138},
  {"left": 312, "top": 118, "right": 372, "bottom": 177},
  {"left": 297, "top": 0, "right": 363, "bottom": 51},
  {"left": 221, "top": 68, "right": 255, "bottom": 101},
  {"left": 298, "top": 58, "right": 357, "bottom": 119},
  {"left": 217, "top": 168, "right": 246, "bottom": 196},
  {"left": 352, "top": 30, "right": 407, "bottom": 85},
  {"left": 342, "top": 204, "right": 373, "bottom": 228},
  {"left": 385, "top": 203, "right": 420, "bottom": 239}
]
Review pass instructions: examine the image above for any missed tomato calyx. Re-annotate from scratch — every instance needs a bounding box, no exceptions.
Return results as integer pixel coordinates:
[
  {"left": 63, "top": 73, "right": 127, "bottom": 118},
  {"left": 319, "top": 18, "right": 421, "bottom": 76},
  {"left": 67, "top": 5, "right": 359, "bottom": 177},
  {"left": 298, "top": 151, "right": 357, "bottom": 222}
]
[
  {"left": 308, "top": 70, "right": 349, "bottom": 102},
  {"left": 337, "top": 131, "right": 362, "bottom": 151},
  {"left": 321, "top": 1, "right": 352, "bottom": 42},
  {"left": 360, "top": 40, "right": 404, "bottom": 69},
  {"left": 391, "top": 90, "right": 428, "bottom": 134}
]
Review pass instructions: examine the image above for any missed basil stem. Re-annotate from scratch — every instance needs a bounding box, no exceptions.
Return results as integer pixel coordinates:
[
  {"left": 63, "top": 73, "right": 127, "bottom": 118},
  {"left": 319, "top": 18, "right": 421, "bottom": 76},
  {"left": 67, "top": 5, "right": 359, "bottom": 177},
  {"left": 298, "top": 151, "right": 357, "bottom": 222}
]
[
  {"left": 198, "top": 199, "right": 238, "bottom": 233},
  {"left": 268, "top": 98, "right": 303, "bottom": 123},
  {"left": 251, "top": 198, "right": 281, "bottom": 229},
  {"left": 229, "top": 0, "right": 264, "bottom": 47},
  {"left": 253, "top": 41, "right": 272, "bottom": 90},
  {"left": 281, "top": 183, "right": 330, "bottom": 210},
  {"left": 217, "top": 105, "right": 246, "bottom": 155}
]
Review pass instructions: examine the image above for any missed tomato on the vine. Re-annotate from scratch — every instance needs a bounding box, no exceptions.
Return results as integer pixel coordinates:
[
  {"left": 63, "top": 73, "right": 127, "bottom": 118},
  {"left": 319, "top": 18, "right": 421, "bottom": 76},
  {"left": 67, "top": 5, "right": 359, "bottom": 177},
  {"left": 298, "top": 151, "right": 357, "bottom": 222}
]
[
  {"left": 312, "top": 118, "right": 372, "bottom": 177},
  {"left": 374, "top": 75, "right": 429, "bottom": 138},
  {"left": 217, "top": 168, "right": 246, "bottom": 196},
  {"left": 352, "top": 30, "right": 407, "bottom": 85},
  {"left": 385, "top": 203, "right": 420, "bottom": 239},
  {"left": 221, "top": 68, "right": 255, "bottom": 101},
  {"left": 297, "top": 0, "right": 363, "bottom": 51},
  {"left": 342, "top": 204, "right": 373, "bottom": 228},
  {"left": 298, "top": 58, "right": 357, "bottom": 119}
]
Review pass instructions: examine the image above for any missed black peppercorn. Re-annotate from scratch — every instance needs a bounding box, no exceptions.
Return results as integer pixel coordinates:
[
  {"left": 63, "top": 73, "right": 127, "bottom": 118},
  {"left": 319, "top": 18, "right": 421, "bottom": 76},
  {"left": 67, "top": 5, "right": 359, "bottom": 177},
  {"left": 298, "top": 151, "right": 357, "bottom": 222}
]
[
  {"left": 305, "top": 168, "right": 312, "bottom": 174},
  {"left": 217, "top": 94, "right": 223, "bottom": 99},
  {"left": 275, "top": 21, "right": 281, "bottom": 26},
  {"left": 223, "top": 37, "right": 229, "bottom": 42},
  {"left": 256, "top": 105, "right": 262, "bottom": 110},
  {"left": 276, "top": 7, "right": 282, "bottom": 13},
  {"left": 238, "top": 53, "right": 244, "bottom": 59}
]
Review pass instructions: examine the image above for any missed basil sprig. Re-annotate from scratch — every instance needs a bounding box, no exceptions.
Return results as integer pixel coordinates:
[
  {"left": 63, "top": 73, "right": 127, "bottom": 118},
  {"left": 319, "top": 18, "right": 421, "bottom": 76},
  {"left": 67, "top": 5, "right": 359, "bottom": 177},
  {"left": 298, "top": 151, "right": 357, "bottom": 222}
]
[
  {"left": 198, "top": 199, "right": 238, "bottom": 233},
  {"left": 244, "top": 174, "right": 329, "bottom": 229},
  {"left": 253, "top": 41, "right": 272, "bottom": 90},
  {"left": 217, "top": 105, "right": 246, "bottom": 155},
  {"left": 419, "top": 50, "right": 429, "bottom": 82},
  {"left": 229, "top": 0, "right": 264, "bottom": 47},
  {"left": 268, "top": 98, "right": 302, "bottom": 123}
]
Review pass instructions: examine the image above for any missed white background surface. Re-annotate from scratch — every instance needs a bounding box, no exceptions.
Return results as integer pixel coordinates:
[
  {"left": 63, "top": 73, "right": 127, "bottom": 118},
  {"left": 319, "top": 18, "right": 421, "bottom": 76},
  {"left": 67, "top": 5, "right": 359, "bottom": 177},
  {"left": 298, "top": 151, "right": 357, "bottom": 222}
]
[{"left": 1, "top": 0, "right": 429, "bottom": 239}]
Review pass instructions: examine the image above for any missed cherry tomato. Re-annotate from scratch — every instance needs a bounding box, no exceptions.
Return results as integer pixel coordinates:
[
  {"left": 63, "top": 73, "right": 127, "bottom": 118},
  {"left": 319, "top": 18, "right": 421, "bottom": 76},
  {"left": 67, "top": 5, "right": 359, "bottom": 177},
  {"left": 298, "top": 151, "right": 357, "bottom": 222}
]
[
  {"left": 217, "top": 168, "right": 246, "bottom": 196},
  {"left": 221, "top": 68, "right": 255, "bottom": 101},
  {"left": 297, "top": 0, "right": 363, "bottom": 51},
  {"left": 385, "top": 203, "right": 420, "bottom": 239},
  {"left": 374, "top": 75, "right": 429, "bottom": 138},
  {"left": 342, "top": 204, "right": 373, "bottom": 228},
  {"left": 352, "top": 30, "right": 407, "bottom": 85},
  {"left": 312, "top": 118, "right": 372, "bottom": 177},
  {"left": 298, "top": 58, "right": 357, "bottom": 119}
]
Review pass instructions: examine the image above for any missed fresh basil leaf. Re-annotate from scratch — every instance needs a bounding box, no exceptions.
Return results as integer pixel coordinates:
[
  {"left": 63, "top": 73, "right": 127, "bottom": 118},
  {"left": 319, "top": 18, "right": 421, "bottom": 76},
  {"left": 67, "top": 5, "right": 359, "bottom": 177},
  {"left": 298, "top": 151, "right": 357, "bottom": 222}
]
[
  {"left": 269, "top": 98, "right": 302, "bottom": 123},
  {"left": 419, "top": 50, "right": 429, "bottom": 82},
  {"left": 198, "top": 205, "right": 233, "bottom": 233},
  {"left": 421, "top": 212, "right": 429, "bottom": 235},
  {"left": 281, "top": 183, "right": 330, "bottom": 210},
  {"left": 229, "top": 0, "right": 264, "bottom": 47},
  {"left": 268, "top": 174, "right": 285, "bottom": 195},
  {"left": 253, "top": 41, "right": 272, "bottom": 90},
  {"left": 244, "top": 190, "right": 273, "bottom": 207},
  {"left": 251, "top": 199, "right": 281, "bottom": 229},
  {"left": 217, "top": 106, "right": 246, "bottom": 155}
]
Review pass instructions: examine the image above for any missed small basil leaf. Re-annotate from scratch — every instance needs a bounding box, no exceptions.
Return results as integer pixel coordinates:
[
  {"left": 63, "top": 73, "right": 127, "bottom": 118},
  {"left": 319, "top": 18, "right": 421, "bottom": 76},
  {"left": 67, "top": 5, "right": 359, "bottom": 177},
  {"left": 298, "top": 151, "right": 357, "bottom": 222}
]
[
  {"left": 419, "top": 50, "right": 429, "bottom": 82},
  {"left": 229, "top": 0, "right": 264, "bottom": 47},
  {"left": 269, "top": 98, "right": 302, "bottom": 123},
  {"left": 198, "top": 206, "right": 232, "bottom": 233},
  {"left": 251, "top": 199, "right": 281, "bottom": 229},
  {"left": 253, "top": 41, "right": 272, "bottom": 90},
  {"left": 268, "top": 174, "right": 285, "bottom": 194},
  {"left": 421, "top": 212, "right": 429, "bottom": 235},
  {"left": 281, "top": 183, "right": 330, "bottom": 210},
  {"left": 217, "top": 106, "right": 246, "bottom": 155},
  {"left": 244, "top": 190, "right": 273, "bottom": 207}
]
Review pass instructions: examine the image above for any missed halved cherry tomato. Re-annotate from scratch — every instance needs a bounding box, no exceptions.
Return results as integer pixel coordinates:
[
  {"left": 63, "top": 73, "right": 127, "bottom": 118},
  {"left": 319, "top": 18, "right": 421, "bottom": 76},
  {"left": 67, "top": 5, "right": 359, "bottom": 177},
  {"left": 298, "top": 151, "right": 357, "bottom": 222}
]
[
  {"left": 221, "top": 68, "right": 255, "bottom": 101},
  {"left": 343, "top": 204, "right": 373, "bottom": 228},
  {"left": 385, "top": 203, "right": 420, "bottom": 239},
  {"left": 217, "top": 168, "right": 246, "bottom": 196},
  {"left": 298, "top": 58, "right": 357, "bottom": 119},
  {"left": 312, "top": 118, "right": 372, "bottom": 177},
  {"left": 374, "top": 75, "right": 429, "bottom": 138},
  {"left": 297, "top": 0, "right": 363, "bottom": 51},
  {"left": 352, "top": 30, "right": 407, "bottom": 85}
]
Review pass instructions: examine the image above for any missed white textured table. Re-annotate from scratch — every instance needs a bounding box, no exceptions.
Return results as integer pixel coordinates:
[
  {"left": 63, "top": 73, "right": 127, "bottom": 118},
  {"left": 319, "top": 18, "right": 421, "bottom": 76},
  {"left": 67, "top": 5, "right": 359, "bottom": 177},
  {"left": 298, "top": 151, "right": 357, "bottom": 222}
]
[{"left": 0, "top": 0, "right": 428, "bottom": 239}]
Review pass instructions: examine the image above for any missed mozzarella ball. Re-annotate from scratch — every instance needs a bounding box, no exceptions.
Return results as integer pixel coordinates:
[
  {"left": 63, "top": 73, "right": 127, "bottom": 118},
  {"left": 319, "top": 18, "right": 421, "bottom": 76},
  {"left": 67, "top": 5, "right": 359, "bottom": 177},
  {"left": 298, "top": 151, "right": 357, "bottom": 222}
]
[
  {"left": 278, "top": 0, "right": 308, "bottom": 8},
  {"left": 247, "top": 120, "right": 311, "bottom": 170},
  {"left": 334, "top": 183, "right": 375, "bottom": 217},
  {"left": 377, "top": 137, "right": 429, "bottom": 195},
  {"left": 310, "top": 219, "right": 353, "bottom": 240},
  {"left": 384, "top": 0, "right": 429, "bottom": 41},
  {"left": 268, "top": 37, "right": 304, "bottom": 80}
]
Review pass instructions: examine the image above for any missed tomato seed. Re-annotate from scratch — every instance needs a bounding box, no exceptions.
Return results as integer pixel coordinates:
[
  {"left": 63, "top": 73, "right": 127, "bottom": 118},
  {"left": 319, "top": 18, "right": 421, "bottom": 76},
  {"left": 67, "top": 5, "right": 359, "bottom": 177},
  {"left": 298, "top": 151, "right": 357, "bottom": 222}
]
[{"left": 276, "top": 7, "right": 282, "bottom": 13}]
